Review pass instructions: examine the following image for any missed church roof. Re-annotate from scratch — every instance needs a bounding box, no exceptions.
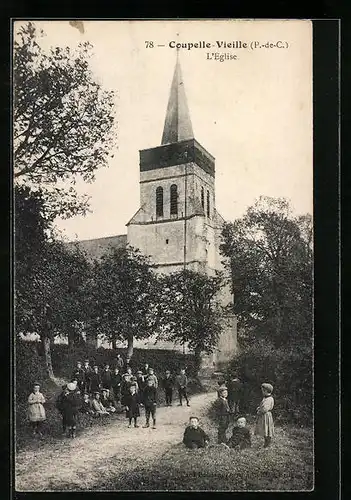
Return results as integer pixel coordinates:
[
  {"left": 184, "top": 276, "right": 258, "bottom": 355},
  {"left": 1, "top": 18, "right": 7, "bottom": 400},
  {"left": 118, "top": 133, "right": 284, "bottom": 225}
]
[
  {"left": 66, "top": 234, "right": 127, "bottom": 261},
  {"left": 161, "top": 55, "right": 194, "bottom": 145}
]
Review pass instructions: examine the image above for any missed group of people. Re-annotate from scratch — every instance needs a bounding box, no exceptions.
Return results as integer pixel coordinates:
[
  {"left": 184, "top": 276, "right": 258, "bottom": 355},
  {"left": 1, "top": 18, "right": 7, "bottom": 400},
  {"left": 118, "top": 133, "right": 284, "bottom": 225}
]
[
  {"left": 182, "top": 380, "right": 275, "bottom": 450},
  {"left": 27, "top": 356, "right": 192, "bottom": 439}
]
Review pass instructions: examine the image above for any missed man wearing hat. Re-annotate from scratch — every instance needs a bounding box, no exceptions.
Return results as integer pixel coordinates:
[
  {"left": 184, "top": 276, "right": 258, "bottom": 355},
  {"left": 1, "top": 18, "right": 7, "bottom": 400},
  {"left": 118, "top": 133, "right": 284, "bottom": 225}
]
[
  {"left": 162, "top": 370, "right": 174, "bottom": 406},
  {"left": 61, "top": 383, "right": 82, "bottom": 438}
]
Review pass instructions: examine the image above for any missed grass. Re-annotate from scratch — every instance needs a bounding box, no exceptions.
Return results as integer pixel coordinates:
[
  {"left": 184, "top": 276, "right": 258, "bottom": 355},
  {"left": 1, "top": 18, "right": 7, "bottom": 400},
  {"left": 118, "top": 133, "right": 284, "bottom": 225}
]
[{"left": 93, "top": 425, "right": 313, "bottom": 491}]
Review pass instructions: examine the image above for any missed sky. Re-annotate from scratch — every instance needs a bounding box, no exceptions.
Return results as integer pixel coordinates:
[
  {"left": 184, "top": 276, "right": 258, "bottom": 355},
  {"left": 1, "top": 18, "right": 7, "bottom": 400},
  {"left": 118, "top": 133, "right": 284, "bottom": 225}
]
[{"left": 19, "top": 20, "right": 313, "bottom": 242}]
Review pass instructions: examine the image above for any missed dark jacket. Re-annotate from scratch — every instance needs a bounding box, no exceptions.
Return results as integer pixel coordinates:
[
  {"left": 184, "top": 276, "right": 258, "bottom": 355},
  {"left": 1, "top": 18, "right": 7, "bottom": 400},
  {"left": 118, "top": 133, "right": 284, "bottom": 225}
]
[
  {"left": 56, "top": 390, "right": 67, "bottom": 414},
  {"left": 72, "top": 367, "right": 85, "bottom": 385},
  {"left": 101, "top": 369, "right": 112, "bottom": 388},
  {"left": 227, "top": 426, "right": 251, "bottom": 449},
  {"left": 111, "top": 372, "right": 122, "bottom": 390},
  {"left": 176, "top": 374, "right": 188, "bottom": 389},
  {"left": 183, "top": 426, "right": 209, "bottom": 448},
  {"left": 143, "top": 385, "right": 157, "bottom": 407},
  {"left": 89, "top": 372, "right": 102, "bottom": 393},
  {"left": 162, "top": 375, "right": 174, "bottom": 389},
  {"left": 227, "top": 379, "right": 243, "bottom": 402},
  {"left": 61, "top": 391, "right": 82, "bottom": 425},
  {"left": 116, "top": 357, "right": 124, "bottom": 370},
  {"left": 125, "top": 392, "right": 140, "bottom": 418},
  {"left": 214, "top": 397, "right": 231, "bottom": 422}
]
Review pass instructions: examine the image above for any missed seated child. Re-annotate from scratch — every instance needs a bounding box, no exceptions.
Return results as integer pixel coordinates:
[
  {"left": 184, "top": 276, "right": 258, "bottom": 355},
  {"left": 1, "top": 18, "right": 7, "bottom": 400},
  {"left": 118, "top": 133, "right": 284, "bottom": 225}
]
[
  {"left": 227, "top": 416, "right": 251, "bottom": 449},
  {"left": 80, "top": 393, "right": 94, "bottom": 415},
  {"left": 183, "top": 416, "right": 209, "bottom": 449},
  {"left": 101, "top": 388, "right": 116, "bottom": 413},
  {"left": 91, "top": 392, "right": 110, "bottom": 416}
]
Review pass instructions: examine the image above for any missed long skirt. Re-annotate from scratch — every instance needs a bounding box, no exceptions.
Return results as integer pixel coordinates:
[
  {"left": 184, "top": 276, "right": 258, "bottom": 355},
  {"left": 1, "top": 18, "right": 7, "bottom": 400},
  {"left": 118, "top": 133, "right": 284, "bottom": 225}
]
[{"left": 255, "top": 411, "right": 274, "bottom": 437}]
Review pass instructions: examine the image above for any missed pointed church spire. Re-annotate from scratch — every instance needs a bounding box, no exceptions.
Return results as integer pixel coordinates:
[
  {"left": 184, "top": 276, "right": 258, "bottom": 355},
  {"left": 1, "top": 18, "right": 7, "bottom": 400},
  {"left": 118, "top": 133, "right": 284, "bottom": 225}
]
[{"left": 161, "top": 48, "right": 194, "bottom": 145}]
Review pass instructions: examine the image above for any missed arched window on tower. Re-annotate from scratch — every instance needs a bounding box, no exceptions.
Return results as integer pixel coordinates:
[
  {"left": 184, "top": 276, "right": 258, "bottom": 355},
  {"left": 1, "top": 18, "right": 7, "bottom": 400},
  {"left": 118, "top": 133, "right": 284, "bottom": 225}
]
[
  {"left": 207, "top": 190, "right": 210, "bottom": 218},
  {"left": 156, "top": 186, "right": 163, "bottom": 217},
  {"left": 170, "top": 184, "right": 178, "bottom": 216},
  {"left": 201, "top": 187, "right": 204, "bottom": 209}
]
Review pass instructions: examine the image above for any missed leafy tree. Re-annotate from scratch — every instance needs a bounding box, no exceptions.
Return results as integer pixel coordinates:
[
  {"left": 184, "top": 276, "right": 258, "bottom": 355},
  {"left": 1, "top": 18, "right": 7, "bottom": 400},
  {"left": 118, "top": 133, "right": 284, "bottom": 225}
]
[
  {"left": 13, "top": 21, "right": 116, "bottom": 219},
  {"left": 88, "top": 246, "right": 161, "bottom": 360},
  {"left": 158, "top": 269, "right": 225, "bottom": 372},
  {"left": 220, "top": 196, "right": 313, "bottom": 347},
  {"left": 15, "top": 186, "right": 92, "bottom": 377}
]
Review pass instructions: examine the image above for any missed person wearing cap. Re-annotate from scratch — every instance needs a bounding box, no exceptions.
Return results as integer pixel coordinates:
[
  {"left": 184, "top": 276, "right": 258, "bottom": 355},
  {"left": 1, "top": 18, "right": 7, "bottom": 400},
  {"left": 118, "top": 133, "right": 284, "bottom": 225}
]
[
  {"left": 83, "top": 360, "right": 93, "bottom": 394},
  {"left": 214, "top": 387, "right": 232, "bottom": 444},
  {"left": 125, "top": 384, "right": 140, "bottom": 428},
  {"left": 135, "top": 370, "right": 146, "bottom": 404},
  {"left": 61, "top": 382, "right": 82, "bottom": 438},
  {"left": 142, "top": 377, "right": 158, "bottom": 428},
  {"left": 101, "top": 364, "right": 112, "bottom": 391},
  {"left": 176, "top": 368, "right": 190, "bottom": 406},
  {"left": 255, "top": 383, "right": 275, "bottom": 447},
  {"left": 89, "top": 365, "right": 102, "bottom": 394},
  {"left": 56, "top": 384, "right": 69, "bottom": 434},
  {"left": 162, "top": 370, "right": 174, "bottom": 406},
  {"left": 111, "top": 367, "right": 123, "bottom": 407},
  {"left": 145, "top": 367, "right": 158, "bottom": 389}
]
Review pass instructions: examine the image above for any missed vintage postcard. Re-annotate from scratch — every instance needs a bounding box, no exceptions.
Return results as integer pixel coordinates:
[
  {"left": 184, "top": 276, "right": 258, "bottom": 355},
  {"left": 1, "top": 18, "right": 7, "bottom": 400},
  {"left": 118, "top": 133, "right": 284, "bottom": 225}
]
[{"left": 13, "top": 19, "right": 313, "bottom": 491}]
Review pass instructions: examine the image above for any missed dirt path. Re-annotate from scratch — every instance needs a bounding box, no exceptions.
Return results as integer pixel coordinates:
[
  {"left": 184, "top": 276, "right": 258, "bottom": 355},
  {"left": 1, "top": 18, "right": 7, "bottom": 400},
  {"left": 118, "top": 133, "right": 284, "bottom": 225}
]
[{"left": 15, "top": 391, "right": 216, "bottom": 491}]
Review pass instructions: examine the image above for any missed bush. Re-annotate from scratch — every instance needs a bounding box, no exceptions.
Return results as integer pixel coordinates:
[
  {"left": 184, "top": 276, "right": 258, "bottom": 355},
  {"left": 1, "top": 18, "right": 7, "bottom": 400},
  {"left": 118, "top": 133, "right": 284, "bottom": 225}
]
[{"left": 226, "top": 340, "right": 312, "bottom": 425}]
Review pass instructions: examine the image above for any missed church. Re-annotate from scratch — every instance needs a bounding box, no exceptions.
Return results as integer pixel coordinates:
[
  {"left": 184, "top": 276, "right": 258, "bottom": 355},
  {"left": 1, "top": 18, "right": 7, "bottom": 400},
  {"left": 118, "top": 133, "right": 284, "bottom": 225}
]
[{"left": 75, "top": 55, "right": 238, "bottom": 369}]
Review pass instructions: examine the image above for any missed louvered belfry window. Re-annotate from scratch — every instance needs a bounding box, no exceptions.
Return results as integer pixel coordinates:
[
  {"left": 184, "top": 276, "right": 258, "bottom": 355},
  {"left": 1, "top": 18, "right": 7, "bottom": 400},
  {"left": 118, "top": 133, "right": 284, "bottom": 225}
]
[
  {"left": 207, "top": 190, "right": 210, "bottom": 217},
  {"left": 156, "top": 186, "right": 163, "bottom": 216},
  {"left": 201, "top": 187, "right": 205, "bottom": 209},
  {"left": 170, "top": 184, "right": 178, "bottom": 216}
]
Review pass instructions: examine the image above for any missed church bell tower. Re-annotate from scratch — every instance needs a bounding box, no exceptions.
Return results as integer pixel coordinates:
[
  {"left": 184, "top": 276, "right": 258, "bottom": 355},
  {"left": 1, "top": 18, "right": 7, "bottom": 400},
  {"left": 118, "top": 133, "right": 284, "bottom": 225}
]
[{"left": 127, "top": 54, "right": 237, "bottom": 366}]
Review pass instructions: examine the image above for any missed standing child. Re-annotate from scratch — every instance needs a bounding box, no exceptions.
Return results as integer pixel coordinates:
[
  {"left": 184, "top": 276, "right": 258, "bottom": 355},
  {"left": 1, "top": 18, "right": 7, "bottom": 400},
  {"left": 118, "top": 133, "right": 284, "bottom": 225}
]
[
  {"left": 111, "top": 367, "right": 122, "bottom": 406},
  {"left": 183, "top": 416, "right": 210, "bottom": 449},
  {"left": 142, "top": 378, "right": 157, "bottom": 428},
  {"left": 72, "top": 361, "right": 85, "bottom": 393},
  {"left": 89, "top": 365, "right": 102, "bottom": 394},
  {"left": 61, "top": 383, "right": 82, "bottom": 438},
  {"left": 56, "top": 384, "right": 69, "bottom": 435},
  {"left": 82, "top": 359, "right": 93, "bottom": 394},
  {"left": 227, "top": 416, "right": 252, "bottom": 450},
  {"left": 176, "top": 368, "right": 190, "bottom": 406},
  {"left": 145, "top": 367, "right": 158, "bottom": 388},
  {"left": 255, "top": 383, "right": 275, "bottom": 448},
  {"left": 125, "top": 385, "right": 140, "bottom": 428},
  {"left": 28, "top": 383, "right": 46, "bottom": 437},
  {"left": 214, "top": 387, "right": 231, "bottom": 444},
  {"left": 101, "top": 363, "right": 112, "bottom": 391},
  {"left": 162, "top": 370, "right": 174, "bottom": 406}
]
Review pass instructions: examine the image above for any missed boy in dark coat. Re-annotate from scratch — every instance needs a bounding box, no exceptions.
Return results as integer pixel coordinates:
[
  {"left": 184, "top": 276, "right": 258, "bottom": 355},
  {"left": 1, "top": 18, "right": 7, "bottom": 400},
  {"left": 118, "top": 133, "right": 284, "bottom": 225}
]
[
  {"left": 227, "top": 416, "right": 252, "bottom": 450},
  {"left": 176, "top": 368, "right": 190, "bottom": 406},
  {"left": 183, "top": 416, "right": 209, "bottom": 449},
  {"left": 111, "top": 367, "right": 122, "bottom": 405},
  {"left": 162, "top": 370, "right": 174, "bottom": 406},
  {"left": 227, "top": 376, "right": 243, "bottom": 413},
  {"left": 142, "top": 378, "right": 157, "bottom": 428},
  {"left": 83, "top": 360, "right": 93, "bottom": 394},
  {"left": 125, "top": 385, "right": 140, "bottom": 428},
  {"left": 214, "top": 387, "right": 232, "bottom": 444},
  {"left": 80, "top": 393, "right": 94, "bottom": 415},
  {"left": 61, "top": 383, "right": 82, "bottom": 438},
  {"left": 89, "top": 365, "right": 102, "bottom": 394},
  {"left": 56, "top": 384, "right": 69, "bottom": 435},
  {"left": 136, "top": 370, "right": 146, "bottom": 404},
  {"left": 72, "top": 361, "right": 85, "bottom": 392},
  {"left": 101, "top": 364, "right": 112, "bottom": 390}
]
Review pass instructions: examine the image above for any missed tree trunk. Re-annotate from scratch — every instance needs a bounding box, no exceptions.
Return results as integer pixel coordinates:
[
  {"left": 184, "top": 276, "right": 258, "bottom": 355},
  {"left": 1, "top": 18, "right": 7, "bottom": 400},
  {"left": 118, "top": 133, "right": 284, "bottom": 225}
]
[
  {"left": 194, "top": 346, "right": 202, "bottom": 374},
  {"left": 126, "top": 334, "right": 134, "bottom": 361},
  {"left": 86, "top": 329, "right": 98, "bottom": 349},
  {"left": 42, "top": 336, "right": 54, "bottom": 379}
]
